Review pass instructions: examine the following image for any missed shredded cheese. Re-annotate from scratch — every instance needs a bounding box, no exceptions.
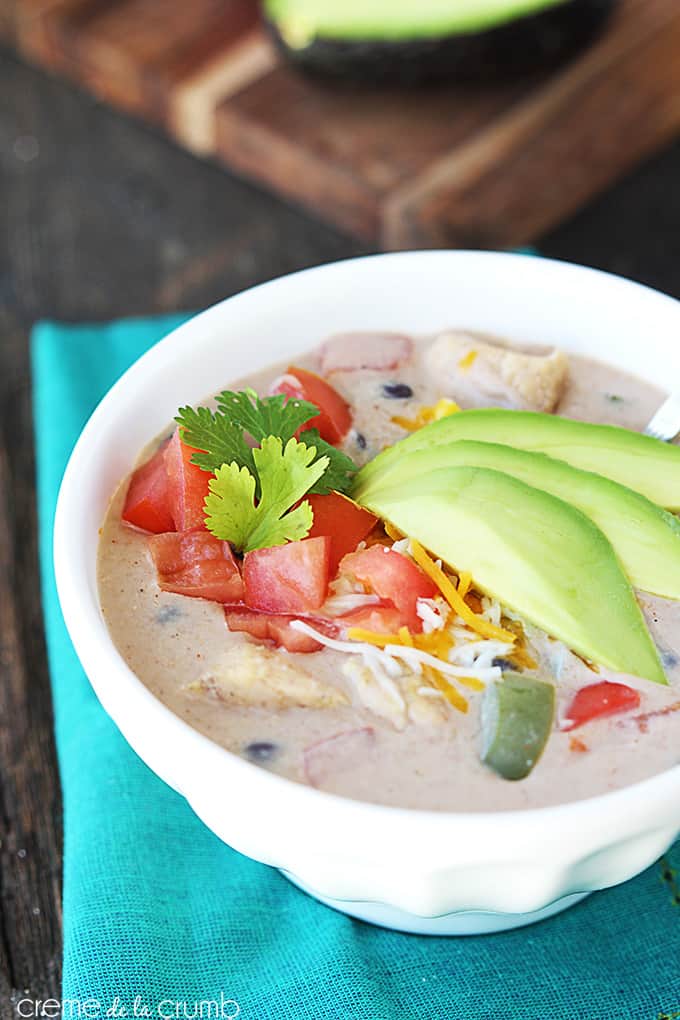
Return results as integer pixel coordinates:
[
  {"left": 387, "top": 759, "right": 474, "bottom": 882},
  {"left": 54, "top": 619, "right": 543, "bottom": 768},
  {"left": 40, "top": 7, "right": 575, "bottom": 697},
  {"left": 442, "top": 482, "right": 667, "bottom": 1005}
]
[
  {"left": 384, "top": 521, "right": 405, "bottom": 542},
  {"left": 457, "top": 571, "right": 472, "bottom": 599},
  {"left": 423, "top": 665, "right": 468, "bottom": 713},
  {"left": 409, "top": 540, "right": 516, "bottom": 643}
]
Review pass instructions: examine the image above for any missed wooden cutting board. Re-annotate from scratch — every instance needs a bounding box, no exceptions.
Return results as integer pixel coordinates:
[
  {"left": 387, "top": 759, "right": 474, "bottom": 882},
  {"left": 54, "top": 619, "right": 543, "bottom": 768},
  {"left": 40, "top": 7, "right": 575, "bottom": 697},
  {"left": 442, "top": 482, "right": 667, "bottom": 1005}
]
[{"left": 3, "top": 0, "right": 680, "bottom": 248}]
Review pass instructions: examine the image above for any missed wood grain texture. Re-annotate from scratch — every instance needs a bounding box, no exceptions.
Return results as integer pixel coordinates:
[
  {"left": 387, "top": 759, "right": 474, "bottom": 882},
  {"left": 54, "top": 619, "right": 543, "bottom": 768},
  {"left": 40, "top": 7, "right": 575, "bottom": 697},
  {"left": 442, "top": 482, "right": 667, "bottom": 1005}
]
[
  {"left": 214, "top": 0, "right": 680, "bottom": 246},
  {"left": 384, "top": 0, "right": 680, "bottom": 248},
  {"left": 5, "top": 0, "right": 680, "bottom": 247},
  {"left": 216, "top": 68, "right": 538, "bottom": 239},
  {"left": 1, "top": 43, "right": 680, "bottom": 1009}
]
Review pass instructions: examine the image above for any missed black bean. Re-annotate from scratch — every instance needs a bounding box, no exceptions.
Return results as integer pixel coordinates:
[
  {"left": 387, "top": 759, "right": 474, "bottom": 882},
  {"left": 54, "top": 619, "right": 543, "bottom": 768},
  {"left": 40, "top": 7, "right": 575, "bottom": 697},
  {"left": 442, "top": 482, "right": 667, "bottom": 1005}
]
[
  {"left": 156, "top": 605, "right": 182, "bottom": 625},
  {"left": 244, "top": 741, "right": 280, "bottom": 764},
  {"left": 382, "top": 382, "right": 413, "bottom": 399},
  {"left": 354, "top": 431, "right": 367, "bottom": 450},
  {"left": 492, "top": 657, "right": 516, "bottom": 672}
]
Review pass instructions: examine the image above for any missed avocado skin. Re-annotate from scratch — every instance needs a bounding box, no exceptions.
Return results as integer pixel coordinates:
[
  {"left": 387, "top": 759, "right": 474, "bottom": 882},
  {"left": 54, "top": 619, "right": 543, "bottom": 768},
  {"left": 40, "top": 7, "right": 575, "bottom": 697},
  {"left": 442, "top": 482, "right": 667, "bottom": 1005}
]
[
  {"left": 266, "top": 0, "right": 617, "bottom": 84},
  {"left": 363, "top": 465, "right": 666, "bottom": 685}
]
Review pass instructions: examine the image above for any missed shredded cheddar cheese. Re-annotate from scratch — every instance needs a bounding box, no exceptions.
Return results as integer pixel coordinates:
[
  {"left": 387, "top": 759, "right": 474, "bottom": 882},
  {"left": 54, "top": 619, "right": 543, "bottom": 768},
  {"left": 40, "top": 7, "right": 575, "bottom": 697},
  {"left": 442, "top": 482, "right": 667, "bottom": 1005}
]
[
  {"left": 424, "top": 665, "right": 468, "bottom": 713},
  {"left": 384, "top": 521, "right": 405, "bottom": 542},
  {"left": 345, "top": 622, "right": 484, "bottom": 713},
  {"left": 457, "top": 571, "right": 472, "bottom": 599},
  {"left": 409, "top": 540, "right": 516, "bottom": 644},
  {"left": 391, "top": 398, "right": 460, "bottom": 433}
]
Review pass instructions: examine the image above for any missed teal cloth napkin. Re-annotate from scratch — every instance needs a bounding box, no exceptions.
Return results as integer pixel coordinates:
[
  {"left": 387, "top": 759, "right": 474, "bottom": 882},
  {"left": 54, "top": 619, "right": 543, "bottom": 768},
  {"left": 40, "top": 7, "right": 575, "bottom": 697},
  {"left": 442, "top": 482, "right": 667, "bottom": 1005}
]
[{"left": 33, "top": 315, "right": 680, "bottom": 1020}]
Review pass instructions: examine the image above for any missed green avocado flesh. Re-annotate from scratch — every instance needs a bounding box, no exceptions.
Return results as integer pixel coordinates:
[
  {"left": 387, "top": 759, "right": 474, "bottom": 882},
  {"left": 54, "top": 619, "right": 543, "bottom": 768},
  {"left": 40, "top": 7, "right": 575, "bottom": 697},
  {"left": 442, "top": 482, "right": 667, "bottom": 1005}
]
[
  {"left": 264, "top": 0, "right": 569, "bottom": 42},
  {"left": 481, "top": 672, "right": 555, "bottom": 780},
  {"left": 361, "top": 466, "right": 666, "bottom": 686},
  {"left": 356, "top": 440, "right": 680, "bottom": 600},
  {"left": 353, "top": 409, "right": 680, "bottom": 512}
]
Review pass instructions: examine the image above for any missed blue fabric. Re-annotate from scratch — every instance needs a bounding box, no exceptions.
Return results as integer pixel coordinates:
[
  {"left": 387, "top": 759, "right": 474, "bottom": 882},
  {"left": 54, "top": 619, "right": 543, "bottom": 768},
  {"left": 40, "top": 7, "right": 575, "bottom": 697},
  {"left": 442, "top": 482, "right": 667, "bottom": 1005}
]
[{"left": 33, "top": 315, "right": 680, "bottom": 1020}]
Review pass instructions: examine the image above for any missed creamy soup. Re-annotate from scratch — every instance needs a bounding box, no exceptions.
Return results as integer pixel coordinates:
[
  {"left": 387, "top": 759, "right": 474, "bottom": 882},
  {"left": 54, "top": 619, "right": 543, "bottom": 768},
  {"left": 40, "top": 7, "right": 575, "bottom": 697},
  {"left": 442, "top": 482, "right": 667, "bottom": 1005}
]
[{"left": 97, "top": 331, "right": 680, "bottom": 811}]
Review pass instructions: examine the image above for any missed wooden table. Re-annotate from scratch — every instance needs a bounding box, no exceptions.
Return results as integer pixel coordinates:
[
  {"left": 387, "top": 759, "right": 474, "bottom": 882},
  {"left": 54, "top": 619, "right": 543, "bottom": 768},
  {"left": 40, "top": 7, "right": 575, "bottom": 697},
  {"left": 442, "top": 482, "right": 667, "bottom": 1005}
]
[{"left": 1, "top": 45, "right": 679, "bottom": 1006}]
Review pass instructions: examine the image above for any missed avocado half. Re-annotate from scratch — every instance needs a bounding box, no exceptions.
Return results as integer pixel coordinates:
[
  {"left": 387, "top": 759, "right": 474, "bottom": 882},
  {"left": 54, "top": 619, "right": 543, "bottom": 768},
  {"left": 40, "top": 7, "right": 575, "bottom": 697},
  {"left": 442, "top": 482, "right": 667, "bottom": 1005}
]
[{"left": 264, "top": 0, "right": 618, "bottom": 83}]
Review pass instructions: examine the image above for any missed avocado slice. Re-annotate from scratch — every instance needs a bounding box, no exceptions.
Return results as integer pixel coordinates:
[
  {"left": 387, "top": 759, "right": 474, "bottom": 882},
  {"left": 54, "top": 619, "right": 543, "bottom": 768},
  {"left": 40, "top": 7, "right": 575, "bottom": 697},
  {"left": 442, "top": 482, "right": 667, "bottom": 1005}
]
[
  {"left": 357, "top": 440, "right": 680, "bottom": 600},
  {"left": 265, "top": 0, "right": 616, "bottom": 82},
  {"left": 353, "top": 409, "right": 680, "bottom": 511},
  {"left": 481, "top": 672, "right": 555, "bottom": 780},
  {"left": 361, "top": 465, "right": 666, "bottom": 685}
]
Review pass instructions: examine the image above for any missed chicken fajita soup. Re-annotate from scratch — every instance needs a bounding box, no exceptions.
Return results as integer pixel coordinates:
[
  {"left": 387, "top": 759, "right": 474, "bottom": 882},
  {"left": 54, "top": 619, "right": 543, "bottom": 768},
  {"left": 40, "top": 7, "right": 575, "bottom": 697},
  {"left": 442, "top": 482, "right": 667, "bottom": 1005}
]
[{"left": 97, "top": 330, "right": 680, "bottom": 811}]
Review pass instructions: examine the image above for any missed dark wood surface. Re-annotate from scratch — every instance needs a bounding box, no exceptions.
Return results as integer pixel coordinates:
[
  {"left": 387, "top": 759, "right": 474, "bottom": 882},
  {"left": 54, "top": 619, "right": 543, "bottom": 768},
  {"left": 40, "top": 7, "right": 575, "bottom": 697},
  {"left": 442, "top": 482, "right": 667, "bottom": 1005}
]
[
  {"left": 4, "top": 0, "right": 680, "bottom": 248},
  {"left": 1, "top": 45, "right": 680, "bottom": 1008}
]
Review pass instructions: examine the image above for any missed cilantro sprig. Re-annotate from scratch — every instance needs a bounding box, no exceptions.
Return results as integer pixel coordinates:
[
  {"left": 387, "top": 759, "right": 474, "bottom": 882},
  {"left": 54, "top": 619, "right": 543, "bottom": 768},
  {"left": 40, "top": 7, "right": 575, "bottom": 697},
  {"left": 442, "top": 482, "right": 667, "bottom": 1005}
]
[
  {"left": 174, "top": 387, "right": 357, "bottom": 550},
  {"left": 204, "top": 437, "right": 328, "bottom": 552}
]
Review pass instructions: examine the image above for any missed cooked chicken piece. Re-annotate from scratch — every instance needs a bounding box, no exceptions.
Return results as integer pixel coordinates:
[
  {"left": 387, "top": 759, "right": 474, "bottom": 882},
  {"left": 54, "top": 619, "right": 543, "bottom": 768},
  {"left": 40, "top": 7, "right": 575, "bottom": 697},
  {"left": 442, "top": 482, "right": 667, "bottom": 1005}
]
[
  {"left": 424, "top": 331, "right": 568, "bottom": 413},
  {"left": 189, "top": 642, "right": 347, "bottom": 709},
  {"left": 341, "top": 659, "right": 448, "bottom": 729},
  {"left": 403, "top": 676, "right": 449, "bottom": 726},
  {"left": 341, "top": 658, "right": 408, "bottom": 730}
]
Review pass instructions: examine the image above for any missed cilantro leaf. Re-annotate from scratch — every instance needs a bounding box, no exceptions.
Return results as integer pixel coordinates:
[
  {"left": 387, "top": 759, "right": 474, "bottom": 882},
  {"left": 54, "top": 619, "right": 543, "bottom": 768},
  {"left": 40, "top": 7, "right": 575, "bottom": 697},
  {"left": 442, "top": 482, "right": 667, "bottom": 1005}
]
[
  {"left": 215, "top": 388, "right": 318, "bottom": 444},
  {"left": 204, "top": 437, "right": 328, "bottom": 552},
  {"left": 300, "top": 427, "right": 357, "bottom": 495},
  {"left": 174, "top": 404, "right": 255, "bottom": 475},
  {"left": 176, "top": 389, "right": 358, "bottom": 497},
  {"left": 203, "top": 462, "right": 257, "bottom": 551}
]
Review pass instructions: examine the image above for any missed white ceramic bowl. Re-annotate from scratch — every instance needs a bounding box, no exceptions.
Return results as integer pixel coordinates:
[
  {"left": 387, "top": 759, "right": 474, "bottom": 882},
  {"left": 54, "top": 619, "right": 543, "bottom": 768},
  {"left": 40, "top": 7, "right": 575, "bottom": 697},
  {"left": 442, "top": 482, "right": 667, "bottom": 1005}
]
[{"left": 54, "top": 251, "right": 680, "bottom": 935}]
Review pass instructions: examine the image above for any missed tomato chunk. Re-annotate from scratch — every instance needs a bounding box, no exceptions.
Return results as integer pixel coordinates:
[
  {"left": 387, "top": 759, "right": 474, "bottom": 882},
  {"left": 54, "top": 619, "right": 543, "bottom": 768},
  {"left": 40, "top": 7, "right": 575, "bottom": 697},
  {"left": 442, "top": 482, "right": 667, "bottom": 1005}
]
[
  {"left": 306, "top": 492, "right": 377, "bottom": 576},
  {"left": 339, "top": 545, "right": 437, "bottom": 632},
  {"left": 224, "top": 608, "right": 330, "bottom": 653},
  {"left": 122, "top": 446, "right": 174, "bottom": 534},
  {"left": 163, "top": 429, "right": 211, "bottom": 531},
  {"left": 562, "top": 681, "right": 641, "bottom": 731},
  {"left": 243, "top": 536, "right": 331, "bottom": 614},
  {"left": 272, "top": 366, "right": 352, "bottom": 445},
  {"left": 149, "top": 530, "right": 244, "bottom": 603}
]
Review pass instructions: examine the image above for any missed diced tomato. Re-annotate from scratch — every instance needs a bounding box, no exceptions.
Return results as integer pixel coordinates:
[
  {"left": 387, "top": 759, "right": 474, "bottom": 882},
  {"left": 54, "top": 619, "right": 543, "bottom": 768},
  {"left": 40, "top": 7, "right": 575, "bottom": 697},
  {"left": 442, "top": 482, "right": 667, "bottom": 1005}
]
[
  {"left": 271, "top": 366, "right": 352, "bottom": 445},
  {"left": 318, "top": 333, "right": 413, "bottom": 374},
  {"left": 267, "top": 616, "right": 326, "bottom": 653},
  {"left": 122, "top": 445, "right": 174, "bottom": 534},
  {"left": 306, "top": 492, "right": 377, "bottom": 576},
  {"left": 225, "top": 607, "right": 270, "bottom": 640},
  {"left": 562, "top": 681, "right": 641, "bottom": 732},
  {"left": 338, "top": 545, "right": 438, "bottom": 632},
  {"left": 224, "top": 607, "right": 330, "bottom": 653},
  {"left": 163, "top": 429, "right": 212, "bottom": 531},
  {"left": 243, "top": 536, "right": 331, "bottom": 614},
  {"left": 335, "top": 602, "right": 404, "bottom": 637},
  {"left": 149, "top": 530, "right": 244, "bottom": 603}
]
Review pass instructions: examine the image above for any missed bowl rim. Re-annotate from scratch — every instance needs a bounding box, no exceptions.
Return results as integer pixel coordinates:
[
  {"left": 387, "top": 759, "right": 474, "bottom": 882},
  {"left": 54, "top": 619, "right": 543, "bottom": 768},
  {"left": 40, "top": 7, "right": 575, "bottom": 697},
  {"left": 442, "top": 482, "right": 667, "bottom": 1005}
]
[{"left": 53, "top": 248, "right": 680, "bottom": 839}]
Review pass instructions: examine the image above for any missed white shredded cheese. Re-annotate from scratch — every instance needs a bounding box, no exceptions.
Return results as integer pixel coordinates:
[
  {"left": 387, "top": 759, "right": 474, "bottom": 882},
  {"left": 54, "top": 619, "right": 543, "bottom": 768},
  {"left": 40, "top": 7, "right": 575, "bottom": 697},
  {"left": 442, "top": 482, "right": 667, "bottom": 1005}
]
[
  {"left": 290, "top": 622, "right": 502, "bottom": 684},
  {"left": 320, "top": 593, "right": 382, "bottom": 616},
  {"left": 481, "top": 596, "right": 502, "bottom": 627},
  {"left": 416, "top": 597, "right": 449, "bottom": 633},
  {"left": 384, "top": 643, "right": 501, "bottom": 683}
]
